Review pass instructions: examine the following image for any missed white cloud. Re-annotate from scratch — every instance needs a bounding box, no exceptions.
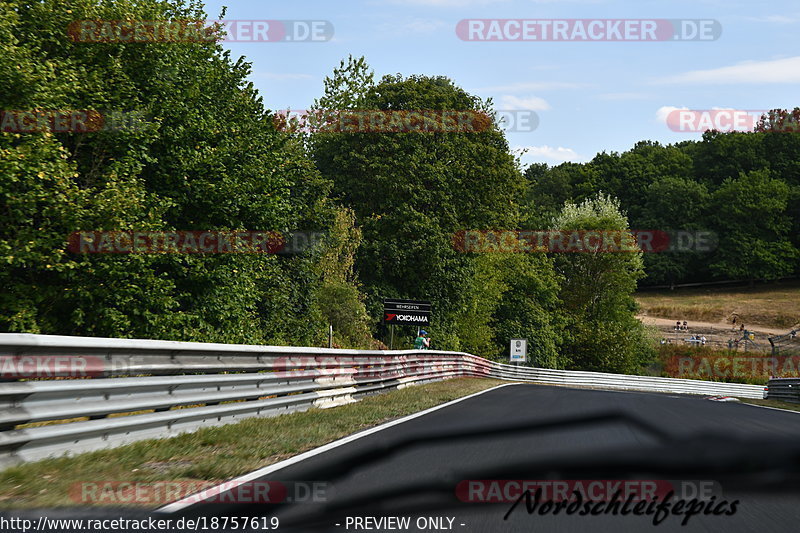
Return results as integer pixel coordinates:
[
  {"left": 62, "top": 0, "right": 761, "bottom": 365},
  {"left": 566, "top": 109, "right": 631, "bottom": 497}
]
[
  {"left": 476, "top": 81, "right": 583, "bottom": 92},
  {"left": 655, "top": 106, "right": 688, "bottom": 124},
  {"left": 515, "top": 145, "right": 583, "bottom": 163},
  {"left": 499, "top": 95, "right": 551, "bottom": 111},
  {"left": 654, "top": 56, "right": 800, "bottom": 85}
]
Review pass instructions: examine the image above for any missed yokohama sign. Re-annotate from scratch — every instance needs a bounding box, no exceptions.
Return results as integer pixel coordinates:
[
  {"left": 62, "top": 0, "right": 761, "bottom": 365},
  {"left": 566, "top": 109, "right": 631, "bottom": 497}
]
[
  {"left": 385, "top": 313, "right": 429, "bottom": 324},
  {"left": 384, "top": 299, "right": 431, "bottom": 325}
]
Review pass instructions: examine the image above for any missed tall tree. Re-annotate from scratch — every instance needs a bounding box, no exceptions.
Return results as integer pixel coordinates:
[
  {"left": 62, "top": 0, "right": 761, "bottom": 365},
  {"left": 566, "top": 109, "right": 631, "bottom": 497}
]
[
  {"left": 310, "top": 59, "right": 562, "bottom": 358},
  {"left": 552, "top": 193, "right": 651, "bottom": 373}
]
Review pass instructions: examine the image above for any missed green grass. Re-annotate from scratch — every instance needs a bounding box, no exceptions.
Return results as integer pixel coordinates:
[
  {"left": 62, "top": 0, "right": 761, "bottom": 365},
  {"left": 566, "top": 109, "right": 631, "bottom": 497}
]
[
  {"left": 0, "top": 377, "right": 505, "bottom": 509},
  {"left": 636, "top": 281, "right": 800, "bottom": 329}
]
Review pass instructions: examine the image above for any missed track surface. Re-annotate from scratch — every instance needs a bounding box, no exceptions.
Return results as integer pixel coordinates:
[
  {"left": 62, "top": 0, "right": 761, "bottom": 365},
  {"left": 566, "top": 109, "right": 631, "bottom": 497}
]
[
  {"left": 10, "top": 383, "right": 800, "bottom": 532},
  {"left": 176, "top": 383, "right": 800, "bottom": 532}
]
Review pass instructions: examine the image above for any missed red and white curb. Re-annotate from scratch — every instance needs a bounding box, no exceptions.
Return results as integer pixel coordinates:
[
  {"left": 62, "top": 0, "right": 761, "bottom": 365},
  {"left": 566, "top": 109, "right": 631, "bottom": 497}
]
[{"left": 706, "top": 396, "right": 739, "bottom": 402}]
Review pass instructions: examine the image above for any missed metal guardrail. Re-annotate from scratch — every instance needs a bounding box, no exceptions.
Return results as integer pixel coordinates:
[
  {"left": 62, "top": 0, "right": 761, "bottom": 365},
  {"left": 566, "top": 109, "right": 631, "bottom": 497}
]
[
  {"left": 0, "top": 333, "right": 764, "bottom": 469},
  {"left": 766, "top": 378, "right": 800, "bottom": 403},
  {"left": 769, "top": 331, "right": 800, "bottom": 356}
]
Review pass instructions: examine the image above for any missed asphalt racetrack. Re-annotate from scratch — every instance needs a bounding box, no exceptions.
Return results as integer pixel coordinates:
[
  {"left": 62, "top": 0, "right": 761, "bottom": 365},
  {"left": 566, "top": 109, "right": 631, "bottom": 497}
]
[
  {"left": 10, "top": 383, "right": 800, "bottom": 532},
  {"left": 171, "top": 383, "right": 800, "bottom": 533}
]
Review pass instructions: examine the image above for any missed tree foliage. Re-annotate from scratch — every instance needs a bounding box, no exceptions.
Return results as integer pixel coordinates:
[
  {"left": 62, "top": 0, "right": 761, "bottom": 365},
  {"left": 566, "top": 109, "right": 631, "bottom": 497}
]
[
  {"left": 10, "top": 2, "right": 778, "bottom": 378},
  {"left": 0, "top": 0, "right": 334, "bottom": 344},
  {"left": 525, "top": 131, "right": 800, "bottom": 285},
  {"left": 551, "top": 194, "right": 652, "bottom": 372},
  {"left": 309, "top": 58, "right": 563, "bottom": 361}
]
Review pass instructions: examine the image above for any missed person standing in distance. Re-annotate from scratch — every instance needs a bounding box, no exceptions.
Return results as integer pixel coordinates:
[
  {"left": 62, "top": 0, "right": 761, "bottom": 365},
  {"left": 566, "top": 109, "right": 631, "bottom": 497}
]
[{"left": 414, "top": 330, "right": 430, "bottom": 350}]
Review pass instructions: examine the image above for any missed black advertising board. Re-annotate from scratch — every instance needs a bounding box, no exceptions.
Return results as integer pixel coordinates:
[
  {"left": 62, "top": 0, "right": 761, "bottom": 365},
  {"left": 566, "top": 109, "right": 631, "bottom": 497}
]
[{"left": 383, "top": 298, "right": 431, "bottom": 326}]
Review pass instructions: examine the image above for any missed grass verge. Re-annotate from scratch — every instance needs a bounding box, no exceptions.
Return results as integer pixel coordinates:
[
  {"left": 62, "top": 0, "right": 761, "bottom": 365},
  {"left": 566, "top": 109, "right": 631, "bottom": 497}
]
[
  {"left": 0, "top": 377, "right": 505, "bottom": 509},
  {"left": 738, "top": 398, "right": 800, "bottom": 412}
]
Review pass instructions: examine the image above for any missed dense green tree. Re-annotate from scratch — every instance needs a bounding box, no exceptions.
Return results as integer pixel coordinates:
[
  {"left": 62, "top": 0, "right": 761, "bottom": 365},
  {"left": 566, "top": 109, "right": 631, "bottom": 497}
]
[
  {"left": 310, "top": 57, "right": 562, "bottom": 358},
  {"left": 639, "top": 177, "right": 711, "bottom": 285},
  {"left": 524, "top": 129, "right": 800, "bottom": 286},
  {"left": 312, "top": 207, "right": 377, "bottom": 348},
  {"left": 0, "top": 0, "right": 335, "bottom": 344},
  {"left": 552, "top": 193, "right": 652, "bottom": 373},
  {"left": 707, "top": 169, "right": 798, "bottom": 282},
  {"left": 689, "top": 131, "right": 768, "bottom": 187}
]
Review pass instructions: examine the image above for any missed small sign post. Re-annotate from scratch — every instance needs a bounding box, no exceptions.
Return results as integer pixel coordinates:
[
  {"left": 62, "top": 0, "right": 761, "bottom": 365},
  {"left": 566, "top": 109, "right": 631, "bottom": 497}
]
[{"left": 510, "top": 338, "right": 527, "bottom": 364}]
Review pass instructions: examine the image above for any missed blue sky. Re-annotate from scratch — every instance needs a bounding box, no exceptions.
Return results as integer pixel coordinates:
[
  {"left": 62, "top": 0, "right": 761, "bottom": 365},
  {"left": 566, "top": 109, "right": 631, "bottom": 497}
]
[{"left": 199, "top": 0, "right": 799, "bottom": 168}]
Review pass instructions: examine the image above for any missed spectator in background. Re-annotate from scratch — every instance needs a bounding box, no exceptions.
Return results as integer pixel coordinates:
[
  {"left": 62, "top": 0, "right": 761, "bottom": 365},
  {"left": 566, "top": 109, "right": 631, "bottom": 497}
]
[
  {"left": 414, "top": 331, "right": 425, "bottom": 350},
  {"left": 683, "top": 320, "right": 688, "bottom": 331},
  {"left": 414, "top": 330, "right": 430, "bottom": 350},
  {"left": 675, "top": 321, "right": 681, "bottom": 331},
  {"left": 701, "top": 335, "right": 707, "bottom": 346}
]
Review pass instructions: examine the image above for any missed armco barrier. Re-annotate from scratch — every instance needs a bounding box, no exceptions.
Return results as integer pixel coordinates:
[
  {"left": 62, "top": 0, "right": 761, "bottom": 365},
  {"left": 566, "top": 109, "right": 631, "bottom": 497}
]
[
  {"left": 766, "top": 378, "right": 800, "bottom": 403},
  {"left": 0, "top": 334, "right": 763, "bottom": 469}
]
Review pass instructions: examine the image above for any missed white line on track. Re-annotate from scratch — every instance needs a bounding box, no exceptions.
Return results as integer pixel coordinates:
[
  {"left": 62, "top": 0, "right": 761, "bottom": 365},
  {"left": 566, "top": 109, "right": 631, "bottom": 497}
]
[
  {"left": 737, "top": 401, "right": 800, "bottom": 415},
  {"left": 157, "top": 382, "right": 518, "bottom": 514}
]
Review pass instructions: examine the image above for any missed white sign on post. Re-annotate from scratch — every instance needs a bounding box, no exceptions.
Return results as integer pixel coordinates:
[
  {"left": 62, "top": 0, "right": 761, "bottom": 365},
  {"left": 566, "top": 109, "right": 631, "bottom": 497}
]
[{"left": 510, "top": 338, "right": 527, "bottom": 362}]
